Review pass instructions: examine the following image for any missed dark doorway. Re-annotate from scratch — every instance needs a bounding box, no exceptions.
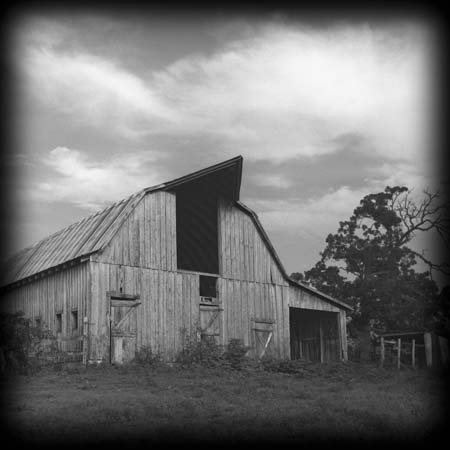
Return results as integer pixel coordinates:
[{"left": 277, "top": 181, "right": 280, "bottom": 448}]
[{"left": 289, "top": 308, "right": 341, "bottom": 362}]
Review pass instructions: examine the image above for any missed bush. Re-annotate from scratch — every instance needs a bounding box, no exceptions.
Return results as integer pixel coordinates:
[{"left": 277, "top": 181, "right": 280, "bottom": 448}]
[
  {"left": 176, "top": 330, "right": 223, "bottom": 367},
  {"left": 176, "top": 327, "right": 252, "bottom": 371},
  {"left": 134, "top": 346, "right": 163, "bottom": 368},
  {"left": 222, "top": 339, "right": 251, "bottom": 370},
  {"left": 0, "top": 312, "right": 63, "bottom": 374}
]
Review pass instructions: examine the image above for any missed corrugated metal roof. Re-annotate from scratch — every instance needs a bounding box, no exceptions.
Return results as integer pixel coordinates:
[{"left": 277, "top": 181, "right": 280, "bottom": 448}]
[{"left": 1, "top": 189, "right": 146, "bottom": 287}]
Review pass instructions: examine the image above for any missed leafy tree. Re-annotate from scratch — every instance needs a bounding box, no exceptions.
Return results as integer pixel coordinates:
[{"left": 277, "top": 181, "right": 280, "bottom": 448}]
[{"left": 293, "top": 186, "right": 448, "bottom": 332}]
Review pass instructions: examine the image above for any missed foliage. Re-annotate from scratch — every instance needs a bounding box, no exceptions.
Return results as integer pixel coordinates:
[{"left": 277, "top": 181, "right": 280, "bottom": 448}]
[
  {"left": 222, "top": 338, "right": 251, "bottom": 369},
  {"left": 0, "top": 312, "right": 59, "bottom": 374},
  {"left": 427, "top": 285, "right": 450, "bottom": 339},
  {"left": 134, "top": 345, "right": 163, "bottom": 368},
  {"left": 176, "top": 328, "right": 223, "bottom": 367},
  {"left": 176, "top": 328, "right": 251, "bottom": 369},
  {"left": 292, "top": 186, "right": 446, "bottom": 332}
]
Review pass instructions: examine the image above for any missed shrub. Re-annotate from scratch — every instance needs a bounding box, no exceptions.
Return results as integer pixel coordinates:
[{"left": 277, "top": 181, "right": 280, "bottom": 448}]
[
  {"left": 176, "top": 331, "right": 223, "bottom": 367},
  {"left": 134, "top": 346, "right": 163, "bottom": 368},
  {"left": 222, "top": 339, "right": 251, "bottom": 370},
  {"left": 176, "top": 327, "right": 253, "bottom": 370},
  {"left": 0, "top": 312, "right": 67, "bottom": 374}
]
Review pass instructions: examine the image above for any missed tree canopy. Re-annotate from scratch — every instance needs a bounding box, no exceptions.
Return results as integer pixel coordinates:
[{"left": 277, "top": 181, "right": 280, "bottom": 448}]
[{"left": 292, "top": 186, "right": 449, "bottom": 332}]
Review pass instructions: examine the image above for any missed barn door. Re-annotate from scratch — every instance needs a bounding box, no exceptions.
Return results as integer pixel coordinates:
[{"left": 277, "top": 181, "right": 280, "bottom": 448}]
[
  {"left": 198, "top": 302, "right": 223, "bottom": 343},
  {"left": 109, "top": 294, "right": 141, "bottom": 364},
  {"left": 252, "top": 319, "right": 274, "bottom": 359}
]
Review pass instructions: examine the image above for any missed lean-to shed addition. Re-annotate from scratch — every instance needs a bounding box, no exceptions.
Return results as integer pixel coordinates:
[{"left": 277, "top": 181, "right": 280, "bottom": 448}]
[{"left": 1, "top": 156, "right": 351, "bottom": 364}]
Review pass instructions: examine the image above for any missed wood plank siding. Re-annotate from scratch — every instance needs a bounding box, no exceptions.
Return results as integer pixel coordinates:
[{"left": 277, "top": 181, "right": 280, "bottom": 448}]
[
  {"left": 96, "top": 191, "right": 177, "bottom": 271},
  {"left": 1, "top": 263, "right": 90, "bottom": 342},
  {"left": 218, "top": 199, "right": 287, "bottom": 285},
  {"left": 88, "top": 262, "right": 293, "bottom": 361}
]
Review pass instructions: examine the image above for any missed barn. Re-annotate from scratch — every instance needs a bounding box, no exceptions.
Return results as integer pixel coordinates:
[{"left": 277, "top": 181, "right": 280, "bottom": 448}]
[{"left": 0, "top": 156, "right": 351, "bottom": 364}]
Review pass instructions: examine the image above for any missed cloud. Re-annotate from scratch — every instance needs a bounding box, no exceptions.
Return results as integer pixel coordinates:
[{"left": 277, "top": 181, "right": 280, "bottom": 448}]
[
  {"left": 153, "top": 22, "right": 433, "bottom": 163},
  {"left": 249, "top": 185, "right": 370, "bottom": 240},
  {"left": 20, "top": 38, "right": 176, "bottom": 139},
  {"left": 251, "top": 174, "right": 293, "bottom": 189},
  {"left": 18, "top": 19, "right": 433, "bottom": 166},
  {"left": 33, "top": 147, "right": 166, "bottom": 209}
]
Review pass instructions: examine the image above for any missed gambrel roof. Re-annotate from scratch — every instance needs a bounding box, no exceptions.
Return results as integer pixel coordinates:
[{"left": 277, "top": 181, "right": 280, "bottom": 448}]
[{"left": 1, "top": 156, "right": 351, "bottom": 311}]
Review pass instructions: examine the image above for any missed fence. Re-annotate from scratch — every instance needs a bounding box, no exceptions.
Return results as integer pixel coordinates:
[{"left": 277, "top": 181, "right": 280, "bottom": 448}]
[
  {"left": 375, "top": 332, "right": 449, "bottom": 369},
  {"left": 378, "top": 337, "right": 425, "bottom": 369}
]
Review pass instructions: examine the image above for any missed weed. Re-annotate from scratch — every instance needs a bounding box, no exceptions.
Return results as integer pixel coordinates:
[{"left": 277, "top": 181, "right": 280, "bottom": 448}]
[
  {"left": 222, "top": 339, "right": 251, "bottom": 370},
  {"left": 176, "top": 328, "right": 223, "bottom": 367},
  {"left": 134, "top": 345, "right": 163, "bottom": 368}
]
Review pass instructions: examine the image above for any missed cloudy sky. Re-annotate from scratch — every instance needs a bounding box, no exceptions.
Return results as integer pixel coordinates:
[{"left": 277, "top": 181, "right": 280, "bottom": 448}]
[{"left": 4, "top": 8, "right": 443, "bottom": 279}]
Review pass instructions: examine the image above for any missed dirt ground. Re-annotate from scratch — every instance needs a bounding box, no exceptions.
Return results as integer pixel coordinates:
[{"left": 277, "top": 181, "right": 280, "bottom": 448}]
[{"left": 1, "top": 361, "right": 447, "bottom": 446}]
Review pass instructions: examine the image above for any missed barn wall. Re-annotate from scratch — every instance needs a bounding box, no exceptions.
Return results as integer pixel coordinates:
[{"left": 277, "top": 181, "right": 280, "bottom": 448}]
[
  {"left": 89, "top": 262, "right": 198, "bottom": 362},
  {"left": 218, "top": 278, "right": 291, "bottom": 359},
  {"left": 288, "top": 286, "right": 341, "bottom": 312},
  {"left": 97, "top": 194, "right": 287, "bottom": 287},
  {"left": 96, "top": 191, "right": 177, "bottom": 271},
  {"left": 218, "top": 199, "right": 287, "bottom": 285},
  {"left": 0, "top": 263, "right": 90, "bottom": 339},
  {"left": 89, "top": 261, "right": 293, "bottom": 362}
]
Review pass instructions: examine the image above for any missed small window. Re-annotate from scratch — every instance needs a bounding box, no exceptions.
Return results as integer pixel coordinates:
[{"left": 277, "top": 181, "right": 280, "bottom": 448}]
[
  {"left": 71, "top": 310, "right": 78, "bottom": 332},
  {"left": 199, "top": 275, "right": 217, "bottom": 298},
  {"left": 56, "top": 313, "right": 62, "bottom": 333}
]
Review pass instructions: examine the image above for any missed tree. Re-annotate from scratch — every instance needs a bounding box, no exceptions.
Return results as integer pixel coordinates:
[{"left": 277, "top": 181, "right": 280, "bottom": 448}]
[{"left": 293, "top": 186, "right": 448, "bottom": 331}]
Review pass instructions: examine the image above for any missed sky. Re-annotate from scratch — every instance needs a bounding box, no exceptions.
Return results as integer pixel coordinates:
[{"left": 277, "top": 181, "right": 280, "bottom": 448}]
[{"left": 3, "top": 7, "right": 445, "bottom": 282}]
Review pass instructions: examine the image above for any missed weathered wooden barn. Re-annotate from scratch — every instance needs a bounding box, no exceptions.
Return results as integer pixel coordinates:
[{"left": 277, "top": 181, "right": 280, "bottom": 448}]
[{"left": 1, "top": 156, "right": 351, "bottom": 364}]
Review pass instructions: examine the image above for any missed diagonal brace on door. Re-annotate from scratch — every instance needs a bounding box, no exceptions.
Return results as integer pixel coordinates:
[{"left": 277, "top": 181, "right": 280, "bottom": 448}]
[
  {"left": 199, "top": 308, "right": 223, "bottom": 334},
  {"left": 258, "top": 331, "right": 273, "bottom": 358},
  {"left": 113, "top": 302, "right": 141, "bottom": 330}
]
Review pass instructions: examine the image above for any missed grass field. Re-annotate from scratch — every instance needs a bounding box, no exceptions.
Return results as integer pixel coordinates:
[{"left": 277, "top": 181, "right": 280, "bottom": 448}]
[{"left": 2, "top": 360, "right": 447, "bottom": 446}]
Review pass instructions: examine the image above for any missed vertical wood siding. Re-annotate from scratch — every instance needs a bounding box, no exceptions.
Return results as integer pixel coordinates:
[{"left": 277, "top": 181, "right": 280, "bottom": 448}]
[
  {"left": 97, "top": 191, "right": 177, "bottom": 271},
  {"left": 218, "top": 199, "right": 287, "bottom": 285},
  {"left": 89, "top": 262, "right": 200, "bottom": 362},
  {"left": 288, "top": 286, "right": 341, "bottom": 313},
  {"left": 217, "top": 278, "right": 290, "bottom": 359},
  {"left": 89, "top": 262, "right": 295, "bottom": 362},
  {"left": 0, "top": 263, "right": 90, "bottom": 339}
]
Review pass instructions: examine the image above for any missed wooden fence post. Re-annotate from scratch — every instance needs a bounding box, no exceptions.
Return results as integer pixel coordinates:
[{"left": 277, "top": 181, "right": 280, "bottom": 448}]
[
  {"left": 380, "top": 337, "right": 385, "bottom": 367},
  {"left": 397, "top": 338, "right": 401, "bottom": 369},
  {"left": 412, "top": 339, "right": 416, "bottom": 369}
]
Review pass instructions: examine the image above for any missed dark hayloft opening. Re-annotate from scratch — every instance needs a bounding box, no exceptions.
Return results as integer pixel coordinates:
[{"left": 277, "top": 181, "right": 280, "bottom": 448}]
[{"left": 176, "top": 182, "right": 219, "bottom": 274}]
